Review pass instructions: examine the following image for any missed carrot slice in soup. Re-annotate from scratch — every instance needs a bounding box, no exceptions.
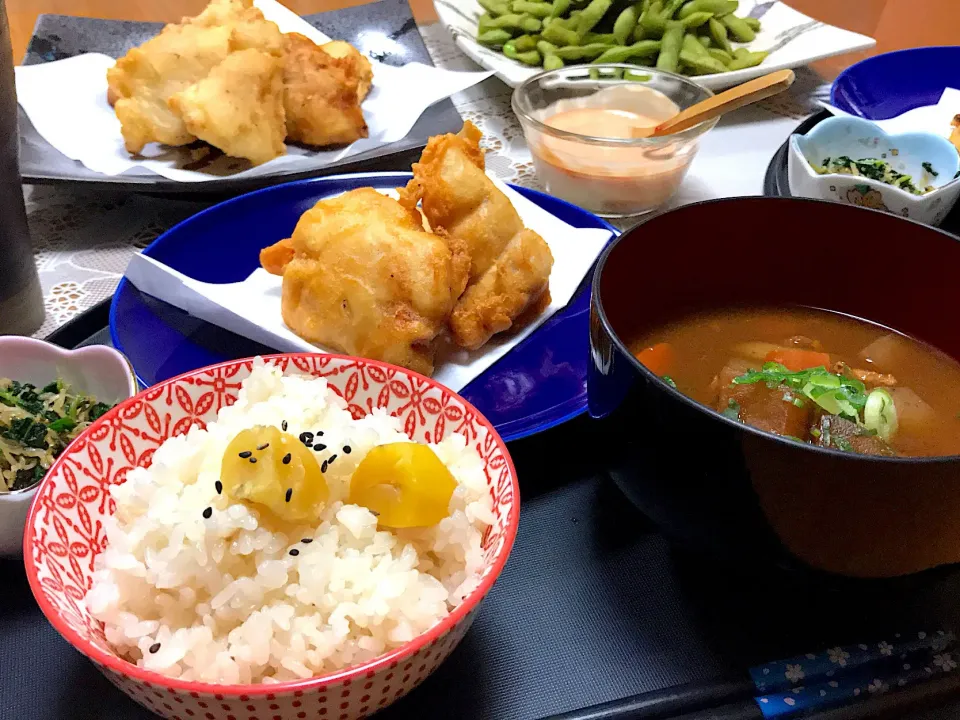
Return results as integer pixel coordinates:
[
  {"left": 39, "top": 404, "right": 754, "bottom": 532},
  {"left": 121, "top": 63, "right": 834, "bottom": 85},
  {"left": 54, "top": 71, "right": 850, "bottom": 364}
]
[
  {"left": 636, "top": 343, "right": 675, "bottom": 376},
  {"left": 764, "top": 349, "right": 830, "bottom": 372}
]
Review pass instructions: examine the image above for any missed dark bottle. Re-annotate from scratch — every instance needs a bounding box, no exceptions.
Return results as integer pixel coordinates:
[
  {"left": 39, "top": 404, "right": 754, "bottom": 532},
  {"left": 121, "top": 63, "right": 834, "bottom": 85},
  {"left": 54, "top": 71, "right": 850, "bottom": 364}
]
[{"left": 0, "top": 0, "right": 43, "bottom": 335}]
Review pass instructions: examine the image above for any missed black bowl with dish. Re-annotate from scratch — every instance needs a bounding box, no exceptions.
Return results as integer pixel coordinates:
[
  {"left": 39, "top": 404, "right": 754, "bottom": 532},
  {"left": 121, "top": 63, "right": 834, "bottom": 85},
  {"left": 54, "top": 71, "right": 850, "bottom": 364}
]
[{"left": 588, "top": 197, "right": 960, "bottom": 579}]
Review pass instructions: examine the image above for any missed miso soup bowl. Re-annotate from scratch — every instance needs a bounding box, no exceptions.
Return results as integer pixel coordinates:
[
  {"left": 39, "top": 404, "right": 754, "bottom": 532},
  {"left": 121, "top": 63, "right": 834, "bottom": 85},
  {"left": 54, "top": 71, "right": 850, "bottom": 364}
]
[{"left": 588, "top": 197, "right": 960, "bottom": 579}]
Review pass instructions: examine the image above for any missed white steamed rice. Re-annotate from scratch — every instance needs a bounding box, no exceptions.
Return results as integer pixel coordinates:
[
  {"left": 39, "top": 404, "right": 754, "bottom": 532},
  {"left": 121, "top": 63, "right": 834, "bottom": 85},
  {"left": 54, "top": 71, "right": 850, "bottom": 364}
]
[{"left": 85, "top": 360, "right": 494, "bottom": 684}]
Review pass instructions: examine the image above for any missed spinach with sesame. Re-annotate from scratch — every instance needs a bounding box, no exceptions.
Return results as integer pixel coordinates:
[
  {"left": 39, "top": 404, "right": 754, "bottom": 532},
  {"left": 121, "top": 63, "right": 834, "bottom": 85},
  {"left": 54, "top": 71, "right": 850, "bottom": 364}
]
[{"left": 0, "top": 377, "right": 115, "bottom": 492}]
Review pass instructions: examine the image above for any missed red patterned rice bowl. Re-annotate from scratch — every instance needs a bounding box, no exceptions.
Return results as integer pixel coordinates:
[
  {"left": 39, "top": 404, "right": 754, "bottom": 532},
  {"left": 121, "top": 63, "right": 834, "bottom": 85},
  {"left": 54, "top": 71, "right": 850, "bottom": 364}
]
[{"left": 23, "top": 354, "right": 519, "bottom": 720}]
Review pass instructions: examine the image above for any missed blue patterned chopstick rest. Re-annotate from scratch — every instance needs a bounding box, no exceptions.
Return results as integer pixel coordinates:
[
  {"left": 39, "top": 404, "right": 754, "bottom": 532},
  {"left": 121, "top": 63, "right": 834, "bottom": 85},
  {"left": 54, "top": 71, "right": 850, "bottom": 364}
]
[
  {"left": 749, "top": 630, "right": 954, "bottom": 694},
  {"left": 750, "top": 634, "right": 957, "bottom": 718}
]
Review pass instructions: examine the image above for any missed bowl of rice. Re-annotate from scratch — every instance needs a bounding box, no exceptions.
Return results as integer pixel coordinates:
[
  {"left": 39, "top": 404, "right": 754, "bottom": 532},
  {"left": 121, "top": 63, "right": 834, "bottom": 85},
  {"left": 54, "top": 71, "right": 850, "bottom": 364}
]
[{"left": 23, "top": 354, "right": 519, "bottom": 719}]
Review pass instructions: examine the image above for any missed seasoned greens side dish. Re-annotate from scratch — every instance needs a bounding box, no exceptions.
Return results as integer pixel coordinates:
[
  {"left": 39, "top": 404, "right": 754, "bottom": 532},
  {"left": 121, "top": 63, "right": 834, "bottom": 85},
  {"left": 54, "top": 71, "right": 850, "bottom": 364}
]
[
  {"left": 0, "top": 378, "right": 113, "bottom": 492},
  {"left": 812, "top": 155, "right": 937, "bottom": 196}
]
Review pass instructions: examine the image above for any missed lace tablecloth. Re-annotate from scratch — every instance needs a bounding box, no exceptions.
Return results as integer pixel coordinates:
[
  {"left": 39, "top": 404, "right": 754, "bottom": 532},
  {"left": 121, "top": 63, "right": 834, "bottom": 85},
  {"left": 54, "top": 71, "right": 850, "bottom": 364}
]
[{"left": 25, "top": 23, "right": 831, "bottom": 340}]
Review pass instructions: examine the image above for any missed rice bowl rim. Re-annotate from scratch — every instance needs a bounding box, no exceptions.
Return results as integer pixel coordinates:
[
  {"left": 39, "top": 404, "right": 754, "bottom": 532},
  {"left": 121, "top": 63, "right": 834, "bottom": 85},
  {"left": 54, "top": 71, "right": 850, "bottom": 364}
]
[{"left": 22, "top": 352, "right": 521, "bottom": 697}]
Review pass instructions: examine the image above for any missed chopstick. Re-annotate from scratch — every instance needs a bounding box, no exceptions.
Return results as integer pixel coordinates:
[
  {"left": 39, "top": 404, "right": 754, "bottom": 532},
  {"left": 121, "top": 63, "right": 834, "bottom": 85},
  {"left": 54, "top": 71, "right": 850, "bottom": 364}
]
[{"left": 543, "top": 632, "right": 957, "bottom": 720}]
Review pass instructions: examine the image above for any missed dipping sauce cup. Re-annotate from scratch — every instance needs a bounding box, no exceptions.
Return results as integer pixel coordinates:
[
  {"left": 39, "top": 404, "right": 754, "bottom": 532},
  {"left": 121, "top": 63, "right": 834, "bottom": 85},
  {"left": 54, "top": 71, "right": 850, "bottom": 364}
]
[{"left": 512, "top": 65, "right": 717, "bottom": 218}]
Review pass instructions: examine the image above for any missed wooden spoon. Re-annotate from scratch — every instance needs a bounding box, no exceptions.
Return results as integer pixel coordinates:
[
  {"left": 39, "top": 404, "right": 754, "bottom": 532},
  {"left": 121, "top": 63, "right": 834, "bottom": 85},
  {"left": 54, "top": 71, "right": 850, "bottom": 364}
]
[{"left": 631, "top": 69, "right": 796, "bottom": 139}]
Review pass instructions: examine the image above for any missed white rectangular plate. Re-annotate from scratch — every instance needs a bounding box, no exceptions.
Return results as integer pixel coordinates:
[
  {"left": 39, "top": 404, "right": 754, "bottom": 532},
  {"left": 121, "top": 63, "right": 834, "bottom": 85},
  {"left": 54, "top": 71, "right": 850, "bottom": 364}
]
[{"left": 433, "top": 0, "right": 876, "bottom": 90}]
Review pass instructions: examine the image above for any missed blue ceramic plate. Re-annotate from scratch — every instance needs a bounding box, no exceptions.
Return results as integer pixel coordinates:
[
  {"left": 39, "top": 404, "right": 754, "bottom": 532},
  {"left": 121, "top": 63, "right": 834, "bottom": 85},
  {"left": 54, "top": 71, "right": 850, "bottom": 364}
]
[
  {"left": 831, "top": 46, "right": 960, "bottom": 120},
  {"left": 110, "top": 172, "right": 617, "bottom": 442}
]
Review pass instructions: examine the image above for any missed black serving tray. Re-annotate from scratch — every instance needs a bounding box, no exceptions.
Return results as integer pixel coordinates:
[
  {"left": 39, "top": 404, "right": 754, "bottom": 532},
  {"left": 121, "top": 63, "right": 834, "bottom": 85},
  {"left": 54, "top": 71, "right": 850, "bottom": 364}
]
[
  {"left": 3, "top": 301, "right": 960, "bottom": 719},
  {"left": 764, "top": 110, "right": 960, "bottom": 238}
]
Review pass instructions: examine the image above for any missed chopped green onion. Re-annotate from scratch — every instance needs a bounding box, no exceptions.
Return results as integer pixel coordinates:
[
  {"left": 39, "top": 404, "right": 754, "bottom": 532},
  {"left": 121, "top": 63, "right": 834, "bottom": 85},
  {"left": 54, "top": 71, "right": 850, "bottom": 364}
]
[
  {"left": 922, "top": 161, "right": 939, "bottom": 177},
  {"left": 833, "top": 436, "right": 853, "bottom": 452},
  {"left": 864, "top": 388, "right": 898, "bottom": 441},
  {"left": 661, "top": 375, "right": 677, "bottom": 389}
]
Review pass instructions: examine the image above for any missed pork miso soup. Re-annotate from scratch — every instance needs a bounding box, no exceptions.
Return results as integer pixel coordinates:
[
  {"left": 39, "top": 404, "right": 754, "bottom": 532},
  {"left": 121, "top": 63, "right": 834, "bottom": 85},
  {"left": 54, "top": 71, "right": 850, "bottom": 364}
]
[{"left": 630, "top": 307, "right": 960, "bottom": 458}]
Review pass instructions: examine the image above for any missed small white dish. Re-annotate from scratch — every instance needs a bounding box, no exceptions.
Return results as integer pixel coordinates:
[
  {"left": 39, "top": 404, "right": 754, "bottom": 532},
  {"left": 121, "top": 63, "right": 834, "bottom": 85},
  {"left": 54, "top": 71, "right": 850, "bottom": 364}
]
[
  {"left": 788, "top": 116, "right": 960, "bottom": 226},
  {"left": 0, "top": 337, "right": 137, "bottom": 555}
]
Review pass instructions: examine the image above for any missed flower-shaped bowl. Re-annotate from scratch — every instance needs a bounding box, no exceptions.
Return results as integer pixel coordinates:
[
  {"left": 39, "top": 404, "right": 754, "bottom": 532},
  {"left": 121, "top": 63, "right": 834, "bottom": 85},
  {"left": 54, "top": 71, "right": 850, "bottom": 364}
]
[
  {"left": 0, "top": 336, "right": 136, "bottom": 555},
  {"left": 22, "top": 353, "right": 519, "bottom": 720},
  {"left": 787, "top": 116, "right": 960, "bottom": 226}
]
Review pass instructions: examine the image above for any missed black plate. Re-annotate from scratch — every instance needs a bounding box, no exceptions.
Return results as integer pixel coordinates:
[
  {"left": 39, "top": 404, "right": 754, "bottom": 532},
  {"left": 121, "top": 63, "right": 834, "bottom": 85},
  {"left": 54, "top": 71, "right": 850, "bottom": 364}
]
[
  {"left": 18, "top": 0, "right": 462, "bottom": 197},
  {"left": 764, "top": 110, "right": 960, "bottom": 237}
]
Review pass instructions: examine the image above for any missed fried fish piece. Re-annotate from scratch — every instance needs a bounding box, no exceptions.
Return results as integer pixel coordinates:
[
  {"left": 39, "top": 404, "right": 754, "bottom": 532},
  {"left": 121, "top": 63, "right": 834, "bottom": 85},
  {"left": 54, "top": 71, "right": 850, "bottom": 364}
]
[
  {"left": 272, "top": 188, "right": 468, "bottom": 375},
  {"left": 401, "top": 122, "right": 554, "bottom": 349},
  {"left": 260, "top": 237, "right": 295, "bottom": 276},
  {"left": 281, "top": 33, "right": 368, "bottom": 147},
  {"left": 107, "top": 0, "right": 282, "bottom": 155},
  {"left": 320, "top": 40, "right": 373, "bottom": 100},
  {"left": 169, "top": 48, "right": 286, "bottom": 165}
]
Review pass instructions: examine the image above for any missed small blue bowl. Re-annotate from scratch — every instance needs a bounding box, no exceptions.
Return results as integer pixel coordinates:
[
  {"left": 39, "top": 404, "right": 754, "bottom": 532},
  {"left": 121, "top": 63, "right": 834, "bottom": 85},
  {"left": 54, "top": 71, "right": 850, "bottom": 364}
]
[
  {"left": 831, "top": 46, "right": 960, "bottom": 120},
  {"left": 788, "top": 116, "right": 960, "bottom": 226}
]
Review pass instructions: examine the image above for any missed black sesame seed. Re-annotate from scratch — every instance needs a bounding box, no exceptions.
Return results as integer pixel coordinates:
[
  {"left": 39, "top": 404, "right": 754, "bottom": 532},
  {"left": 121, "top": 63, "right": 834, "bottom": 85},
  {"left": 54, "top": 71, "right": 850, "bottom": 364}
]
[
  {"left": 370, "top": 510, "right": 380, "bottom": 517},
  {"left": 313, "top": 443, "right": 327, "bottom": 452},
  {"left": 281, "top": 420, "right": 288, "bottom": 431},
  {"left": 149, "top": 643, "right": 161, "bottom": 654},
  {"left": 299, "top": 431, "right": 314, "bottom": 447},
  {"left": 256, "top": 443, "right": 269, "bottom": 450},
  {"left": 215, "top": 480, "right": 223, "bottom": 495},
  {"left": 301, "top": 538, "right": 313, "bottom": 544},
  {"left": 282, "top": 453, "right": 292, "bottom": 465},
  {"left": 285, "top": 488, "right": 293, "bottom": 502},
  {"left": 316, "top": 431, "right": 324, "bottom": 436},
  {"left": 248, "top": 457, "right": 257, "bottom": 464},
  {"left": 328, "top": 454, "right": 338, "bottom": 465},
  {"left": 343, "top": 446, "right": 352, "bottom": 454},
  {"left": 289, "top": 548, "right": 300, "bottom": 557},
  {"left": 202, "top": 507, "right": 212, "bottom": 519},
  {"left": 238, "top": 450, "right": 252, "bottom": 459},
  {"left": 321, "top": 460, "right": 328, "bottom": 473}
]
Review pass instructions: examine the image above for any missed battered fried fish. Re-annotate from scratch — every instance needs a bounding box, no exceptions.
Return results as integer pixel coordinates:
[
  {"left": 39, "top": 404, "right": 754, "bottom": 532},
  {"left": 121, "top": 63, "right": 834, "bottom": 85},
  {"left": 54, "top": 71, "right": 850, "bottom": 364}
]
[
  {"left": 107, "top": 0, "right": 283, "bottom": 158},
  {"left": 319, "top": 40, "right": 373, "bottom": 100},
  {"left": 169, "top": 48, "right": 286, "bottom": 166},
  {"left": 282, "top": 33, "right": 368, "bottom": 147},
  {"left": 401, "top": 122, "right": 554, "bottom": 350},
  {"left": 265, "top": 188, "right": 469, "bottom": 375}
]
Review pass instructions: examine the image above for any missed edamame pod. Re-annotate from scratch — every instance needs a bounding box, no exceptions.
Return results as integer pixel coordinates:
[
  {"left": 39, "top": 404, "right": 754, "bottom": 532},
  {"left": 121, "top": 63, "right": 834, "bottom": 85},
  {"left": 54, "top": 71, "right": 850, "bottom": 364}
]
[
  {"left": 479, "top": 0, "right": 510, "bottom": 15},
  {"left": 697, "top": 35, "right": 712, "bottom": 47},
  {"left": 679, "top": 48, "right": 727, "bottom": 73},
  {"left": 727, "top": 49, "right": 767, "bottom": 70},
  {"left": 680, "top": 11, "right": 713, "bottom": 28},
  {"left": 503, "top": 42, "right": 543, "bottom": 64},
  {"left": 656, "top": 21, "right": 683, "bottom": 72},
  {"left": 592, "top": 39, "right": 662, "bottom": 63},
  {"left": 639, "top": 1, "right": 667, "bottom": 38},
  {"left": 479, "top": 12, "right": 542, "bottom": 32},
  {"left": 544, "top": 53, "right": 564, "bottom": 69},
  {"left": 477, "top": 29, "right": 513, "bottom": 46},
  {"left": 583, "top": 32, "right": 618, "bottom": 43},
  {"left": 707, "top": 47, "right": 731, "bottom": 64},
  {"left": 511, "top": 33, "right": 539, "bottom": 51},
  {"left": 537, "top": 39, "right": 559, "bottom": 55},
  {"left": 511, "top": 1, "right": 553, "bottom": 18},
  {"left": 743, "top": 16, "right": 760, "bottom": 31},
  {"left": 613, "top": 4, "right": 640, "bottom": 45},
  {"left": 576, "top": 0, "right": 614, "bottom": 36},
  {"left": 707, "top": 17, "right": 733, "bottom": 53},
  {"left": 624, "top": 69, "right": 653, "bottom": 81},
  {"left": 720, "top": 13, "right": 755, "bottom": 42},
  {"left": 549, "top": 0, "right": 570, "bottom": 17},
  {"left": 678, "top": 0, "right": 736, "bottom": 19},
  {"left": 681, "top": 31, "right": 708, "bottom": 57},
  {"left": 552, "top": 42, "right": 616, "bottom": 59},
  {"left": 542, "top": 22, "right": 580, "bottom": 45}
]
